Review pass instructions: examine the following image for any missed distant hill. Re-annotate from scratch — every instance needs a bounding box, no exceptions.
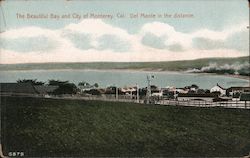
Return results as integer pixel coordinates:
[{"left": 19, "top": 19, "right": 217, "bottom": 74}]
[{"left": 0, "top": 56, "right": 249, "bottom": 76}]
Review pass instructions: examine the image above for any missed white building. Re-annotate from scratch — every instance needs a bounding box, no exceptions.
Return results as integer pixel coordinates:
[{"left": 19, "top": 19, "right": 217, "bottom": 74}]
[
  {"left": 152, "top": 91, "right": 163, "bottom": 97},
  {"left": 210, "top": 84, "right": 226, "bottom": 96},
  {"left": 178, "top": 93, "right": 218, "bottom": 102},
  {"left": 121, "top": 86, "right": 137, "bottom": 95},
  {"left": 79, "top": 85, "right": 95, "bottom": 93}
]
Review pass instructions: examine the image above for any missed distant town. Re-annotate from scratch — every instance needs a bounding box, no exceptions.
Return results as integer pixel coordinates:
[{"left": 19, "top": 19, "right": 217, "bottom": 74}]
[{"left": 1, "top": 75, "right": 250, "bottom": 109}]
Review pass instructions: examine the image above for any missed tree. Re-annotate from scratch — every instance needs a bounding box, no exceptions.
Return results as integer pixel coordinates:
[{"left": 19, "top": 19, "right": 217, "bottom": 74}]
[
  {"left": 17, "top": 79, "right": 44, "bottom": 85},
  {"left": 139, "top": 88, "right": 147, "bottom": 96},
  {"left": 105, "top": 86, "right": 116, "bottom": 94},
  {"left": 197, "top": 89, "right": 205, "bottom": 94},
  {"left": 48, "top": 80, "right": 68, "bottom": 85},
  {"left": 48, "top": 80, "right": 77, "bottom": 95},
  {"left": 191, "top": 84, "right": 199, "bottom": 89},
  {"left": 93, "top": 83, "right": 99, "bottom": 88},
  {"left": 205, "top": 89, "right": 210, "bottom": 94},
  {"left": 78, "top": 81, "right": 90, "bottom": 87},
  {"left": 85, "top": 89, "right": 101, "bottom": 95}
]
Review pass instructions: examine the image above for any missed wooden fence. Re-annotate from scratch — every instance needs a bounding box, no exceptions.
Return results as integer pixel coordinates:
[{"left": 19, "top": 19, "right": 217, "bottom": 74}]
[
  {"left": 159, "top": 100, "right": 250, "bottom": 109},
  {"left": 53, "top": 94, "right": 250, "bottom": 109}
]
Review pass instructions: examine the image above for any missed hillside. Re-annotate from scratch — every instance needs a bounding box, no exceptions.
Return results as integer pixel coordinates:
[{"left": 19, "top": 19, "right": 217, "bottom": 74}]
[
  {"left": 0, "top": 56, "right": 248, "bottom": 70},
  {"left": 1, "top": 96, "right": 250, "bottom": 157}
]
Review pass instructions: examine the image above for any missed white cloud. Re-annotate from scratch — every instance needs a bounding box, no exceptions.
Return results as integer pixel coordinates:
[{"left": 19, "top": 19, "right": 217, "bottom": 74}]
[
  {"left": 63, "top": 19, "right": 130, "bottom": 38},
  {"left": 0, "top": 20, "right": 248, "bottom": 64},
  {"left": 0, "top": 48, "right": 245, "bottom": 64},
  {"left": 140, "top": 22, "right": 191, "bottom": 50},
  {"left": 0, "top": 26, "right": 58, "bottom": 39},
  {"left": 61, "top": 19, "right": 134, "bottom": 52},
  {"left": 140, "top": 21, "right": 248, "bottom": 52},
  {"left": 192, "top": 22, "right": 248, "bottom": 41}
]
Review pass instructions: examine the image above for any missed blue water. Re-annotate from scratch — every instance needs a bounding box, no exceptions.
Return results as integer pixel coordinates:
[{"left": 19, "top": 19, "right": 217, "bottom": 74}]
[{"left": 0, "top": 69, "right": 249, "bottom": 89}]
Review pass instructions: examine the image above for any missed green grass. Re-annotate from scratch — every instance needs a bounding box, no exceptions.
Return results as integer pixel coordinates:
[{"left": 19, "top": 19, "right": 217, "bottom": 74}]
[
  {"left": 1, "top": 96, "right": 250, "bottom": 157},
  {"left": 0, "top": 56, "right": 248, "bottom": 71}
]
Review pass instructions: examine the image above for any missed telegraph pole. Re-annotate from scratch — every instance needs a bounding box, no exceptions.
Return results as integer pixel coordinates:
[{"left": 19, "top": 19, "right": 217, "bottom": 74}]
[
  {"left": 116, "top": 86, "right": 118, "bottom": 100},
  {"left": 146, "top": 75, "right": 154, "bottom": 104},
  {"left": 136, "top": 83, "right": 139, "bottom": 103}
]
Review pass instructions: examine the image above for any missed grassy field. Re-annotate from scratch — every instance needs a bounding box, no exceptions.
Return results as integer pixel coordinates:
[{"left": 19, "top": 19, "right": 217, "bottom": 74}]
[
  {"left": 1, "top": 96, "right": 250, "bottom": 157},
  {"left": 0, "top": 56, "right": 248, "bottom": 71}
]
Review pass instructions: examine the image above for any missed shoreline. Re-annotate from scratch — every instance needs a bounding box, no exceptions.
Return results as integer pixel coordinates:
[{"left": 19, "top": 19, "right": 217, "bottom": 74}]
[
  {"left": 190, "top": 72, "right": 250, "bottom": 81},
  {"left": 0, "top": 68, "right": 249, "bottom": 82}
]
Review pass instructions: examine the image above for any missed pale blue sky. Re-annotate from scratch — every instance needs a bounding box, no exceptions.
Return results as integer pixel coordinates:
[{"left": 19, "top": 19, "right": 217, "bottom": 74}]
[
  {"left": 1, "top": 0, "right": 249, "bottom": 32},
  {"left": 0, "top": 0, "right": 249, "bottom": 63}
]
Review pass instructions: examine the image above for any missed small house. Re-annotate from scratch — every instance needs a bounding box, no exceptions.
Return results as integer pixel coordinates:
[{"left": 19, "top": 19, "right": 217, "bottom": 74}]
[
  {"left": 121, "top": 86, "right": 137, "bottom": 96},
  {"left": 226, "top": 87, "right": 250, "bottom": 98},
  {"left": 152, "top": 90, "right": 163, "bottom": 97},
  {"left": 34, "top": 85, "right": 59, "bottom": 97},
  {"left": 177, "top": 93, "right": 219, "bottom": 102},
  {"left": 0, "top": 83, "right": 38, "bottom": 96},
  {"left": 210, "top": 83, "right": 226, "bottom": 96},
  {"left": 240, "top": 93, "right": 250, "bottom": 108},
  {"left": 79, "top": 85, "right": 96, "bottom": 93}
]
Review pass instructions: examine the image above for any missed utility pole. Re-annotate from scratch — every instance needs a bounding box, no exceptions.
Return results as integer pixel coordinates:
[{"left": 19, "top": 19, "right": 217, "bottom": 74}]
[
  {"left": 136, "top": 83, "right": 139, "bottom": 103},
  {"left": 146, "top": 75, "right": 154, "bottom": 104},
  {"left": 116, "top": 86, "right": 118, "bottom": 100}
]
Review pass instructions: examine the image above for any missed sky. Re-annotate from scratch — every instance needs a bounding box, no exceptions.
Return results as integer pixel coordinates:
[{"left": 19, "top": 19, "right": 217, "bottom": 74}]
[{"left": 0, "top": 0, "right": 249, "bottom": 64}]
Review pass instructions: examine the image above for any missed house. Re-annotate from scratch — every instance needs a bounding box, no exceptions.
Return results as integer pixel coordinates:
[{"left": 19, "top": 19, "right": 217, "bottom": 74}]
[
  {"left": 0, "top": 83, "right": 38, "bottom": 96},
  {"left": 78, "top": 85, "right": 96, "bottom": 93},
  {"left": 226, "top": 87, "right": 250, "bottom": 98},
  {"left": 177, "top": 93, "right": 219, "bottom": 102},
  {"left": 240, "top": 93, "right": 250, "bottom": 108},
  {"left": 121, "top": 86, "right": 137, "bottom": 95},
  {"left": 34, "top": 85, "right": 59, "bottom": 96},
  {"left": 184, "top": 84, "right": 199, "bottom": 93},
  {"left": 176, "top": 88, "right": 189, "bottom": 94},
  {"left": 152, "top": 90, "right": 163, "bottom": 97},
  {"left": 210, "top": 83, "right": 226, "bottom": 96},
  {"left": 240, "top": 93, "right": 250, "bottom": 101}
]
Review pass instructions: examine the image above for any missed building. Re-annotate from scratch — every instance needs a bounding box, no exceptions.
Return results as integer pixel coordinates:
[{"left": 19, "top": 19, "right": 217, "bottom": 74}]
[
  {"left": 176, "top": 88, "right": 189, "bottom": 94},
  {"left": 151, "top": 90, "right": 163, "bottom": 97},
  {"left": 226, "top": 87, "right": 250, "bottom": 97},
  {"left": 210, "top": 83, "right": 226, "bottom": 96},
  {"left": 34, "top": 85, "right": 59, "bottom": 97},
  {"left": 184, "top": 84, "right": 199, "bottom": 93},
  {"left": 0, "top": 83, "right": 38, "bottom": 96},
  {"left": 121, "top": 86, "right": 137, "bottom": 95},
  {"left": 240, "top": 93, "right": 250, "bottom": 108},
  {"left": 177, "top": 93, "right": 219, "bottom": 102},
  {"left": 78, "top": 85, "right": 96, "bottom": 93},
  {"left": 240, "top": 93, "right": 250, "bottom": 101}
]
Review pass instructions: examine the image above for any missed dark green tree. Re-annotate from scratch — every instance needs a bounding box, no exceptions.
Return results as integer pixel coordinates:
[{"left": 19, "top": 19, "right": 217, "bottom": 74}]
[
  {"left": 78, "top": 81, "right": 90, "bottom": 86},
  {"left": 93, "top": 83, "right": 99, "bottom": 88},
  {"left": 17, "top": 79, "right": 44, "bottom": 85},
  {"left": 48, "top": 80, "right": 77, "bottom": 95}
]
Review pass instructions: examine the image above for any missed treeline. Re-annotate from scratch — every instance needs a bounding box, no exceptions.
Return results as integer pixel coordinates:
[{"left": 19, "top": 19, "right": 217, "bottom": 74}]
[{"left": 17, "top": 79, "right": 98, "bottom": 95}]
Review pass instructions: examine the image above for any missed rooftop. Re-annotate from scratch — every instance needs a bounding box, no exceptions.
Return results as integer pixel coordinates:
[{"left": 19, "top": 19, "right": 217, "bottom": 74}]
[
  {"left": 178, "top": 93, "right": 218, "bottom": 98},
  {"left": 240, "top": 93, "right": 250, "bottom": 101},
  {"left": 0, "top": 83, "right": 38, "bottom": 94}
]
